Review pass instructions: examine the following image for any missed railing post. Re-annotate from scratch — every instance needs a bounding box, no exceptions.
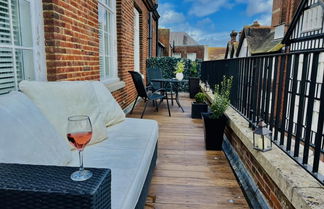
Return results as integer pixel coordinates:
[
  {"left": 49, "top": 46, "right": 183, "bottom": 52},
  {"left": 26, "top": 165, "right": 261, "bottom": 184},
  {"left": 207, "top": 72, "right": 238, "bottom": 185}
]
[{"left": 200, "top": 50, "right": 324, "bottom": 184}]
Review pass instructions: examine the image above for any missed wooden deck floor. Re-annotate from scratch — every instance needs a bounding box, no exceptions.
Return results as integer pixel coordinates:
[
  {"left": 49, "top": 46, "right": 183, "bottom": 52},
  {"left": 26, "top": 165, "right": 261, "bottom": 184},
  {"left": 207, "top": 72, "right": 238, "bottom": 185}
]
[{"left": 128, "top": 95, "right": 250, "bottom": 209}]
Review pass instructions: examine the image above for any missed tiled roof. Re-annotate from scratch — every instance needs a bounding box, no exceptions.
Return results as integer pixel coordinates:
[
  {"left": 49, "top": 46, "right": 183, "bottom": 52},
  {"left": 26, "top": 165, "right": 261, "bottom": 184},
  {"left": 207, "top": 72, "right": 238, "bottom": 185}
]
[
  {"left": 208, "top": 47, "right": 226, "bottom": 60},
  {"left": 236, "top": 23, "right": 284, "bottom": 56}
]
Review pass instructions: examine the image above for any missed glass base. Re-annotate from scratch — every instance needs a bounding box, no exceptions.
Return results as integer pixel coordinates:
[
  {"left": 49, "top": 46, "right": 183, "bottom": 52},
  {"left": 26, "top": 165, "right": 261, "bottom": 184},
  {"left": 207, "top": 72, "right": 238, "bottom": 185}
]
[{"left": 70, "top": 169, "right": 93, "bottom": 181}]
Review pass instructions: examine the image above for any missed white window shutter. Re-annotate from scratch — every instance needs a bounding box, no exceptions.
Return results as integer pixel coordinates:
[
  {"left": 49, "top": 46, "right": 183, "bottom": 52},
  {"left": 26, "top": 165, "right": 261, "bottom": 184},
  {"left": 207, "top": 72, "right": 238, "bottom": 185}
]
[
  {"left": 0, "top": 0, "right": 45, "bottom": 95},
  {"left": 0, "top": 0, "right": 16, "bottom": 94}
]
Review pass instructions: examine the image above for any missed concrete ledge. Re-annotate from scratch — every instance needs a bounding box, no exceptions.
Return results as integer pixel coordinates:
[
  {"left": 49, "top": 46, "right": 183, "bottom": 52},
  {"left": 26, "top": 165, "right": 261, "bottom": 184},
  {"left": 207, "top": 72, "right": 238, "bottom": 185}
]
[
  {"left": 226, "top": 107, "right": 324, "bottom": 209},
  {"left": 201, "top": 83, "right": 324, "bottom": 209},
  {"left": 104, "top": 80, "right": 125, "bottom": 92}
]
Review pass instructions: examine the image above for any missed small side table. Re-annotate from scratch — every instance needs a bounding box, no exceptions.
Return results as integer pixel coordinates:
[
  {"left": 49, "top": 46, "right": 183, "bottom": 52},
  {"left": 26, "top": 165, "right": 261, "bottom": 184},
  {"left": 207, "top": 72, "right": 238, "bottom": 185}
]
[{"left": 0, "top": 163, "right": 111, "bottom": 209}]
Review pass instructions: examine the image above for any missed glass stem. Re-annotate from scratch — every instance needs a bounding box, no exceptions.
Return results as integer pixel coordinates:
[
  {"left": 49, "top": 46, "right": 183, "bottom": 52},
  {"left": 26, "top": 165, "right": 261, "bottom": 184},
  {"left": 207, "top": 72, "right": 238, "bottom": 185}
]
[{"left": 79, "top": 150, "right": 84, "bottom": 171}]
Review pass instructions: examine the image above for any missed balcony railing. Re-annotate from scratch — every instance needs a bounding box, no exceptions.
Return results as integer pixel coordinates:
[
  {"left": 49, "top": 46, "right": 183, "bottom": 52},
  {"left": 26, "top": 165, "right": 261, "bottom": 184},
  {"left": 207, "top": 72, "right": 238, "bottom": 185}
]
[{"left": 201, "top": 49, "right": 324, "bottom": 185}]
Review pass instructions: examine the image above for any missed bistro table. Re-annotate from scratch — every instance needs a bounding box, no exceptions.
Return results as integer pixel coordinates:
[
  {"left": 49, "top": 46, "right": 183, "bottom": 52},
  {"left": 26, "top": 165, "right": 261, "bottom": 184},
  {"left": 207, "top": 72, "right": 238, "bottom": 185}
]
[{"left": 151, "top": 78, "right": 188, "bottom": 112}]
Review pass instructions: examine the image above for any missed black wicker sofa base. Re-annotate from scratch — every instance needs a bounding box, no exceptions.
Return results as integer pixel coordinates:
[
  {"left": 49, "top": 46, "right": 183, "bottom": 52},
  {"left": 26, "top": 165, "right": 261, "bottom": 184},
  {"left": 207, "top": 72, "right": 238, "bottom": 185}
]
[
  {"left": 135, "top": 144, "right": 157, "bottom": 209},
  {"left": 0, "top": 144, "right": 157, "bottom": 209},
  {"left": 0, "top": 164, "right": 111, "bottom": 209}
]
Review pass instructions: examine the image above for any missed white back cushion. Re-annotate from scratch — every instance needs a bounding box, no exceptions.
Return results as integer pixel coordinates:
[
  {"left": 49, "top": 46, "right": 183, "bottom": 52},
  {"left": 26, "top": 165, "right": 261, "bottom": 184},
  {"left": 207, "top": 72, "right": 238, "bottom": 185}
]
[
  {"left": 91, "top": 81, "right": 125, "bottom": 126},
  {"left": 19, "top": 81, "right": 108, "bottom": 147},
  {"left": 0, "top": 91, "right": 72, "bottom": 165}
]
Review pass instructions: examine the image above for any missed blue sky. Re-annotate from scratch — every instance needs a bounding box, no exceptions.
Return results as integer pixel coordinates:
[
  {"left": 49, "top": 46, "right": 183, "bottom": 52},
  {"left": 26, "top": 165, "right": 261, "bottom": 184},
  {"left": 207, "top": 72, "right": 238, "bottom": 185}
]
[{"left": 158, "top": 0, "right": 273, "bottom": 47}]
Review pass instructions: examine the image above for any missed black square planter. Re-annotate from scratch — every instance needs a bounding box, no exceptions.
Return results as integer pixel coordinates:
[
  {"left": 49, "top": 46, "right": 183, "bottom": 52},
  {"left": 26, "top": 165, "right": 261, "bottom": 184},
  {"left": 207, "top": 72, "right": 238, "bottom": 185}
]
[
  {"left": 191, "top": 102, "right": 208, "bottom": 119},
  {"left": 202, "top": 113, "right": 226, "bottom": 150},
  {"left": 189, "top": 77, "right": 200, "bottom": 98}
]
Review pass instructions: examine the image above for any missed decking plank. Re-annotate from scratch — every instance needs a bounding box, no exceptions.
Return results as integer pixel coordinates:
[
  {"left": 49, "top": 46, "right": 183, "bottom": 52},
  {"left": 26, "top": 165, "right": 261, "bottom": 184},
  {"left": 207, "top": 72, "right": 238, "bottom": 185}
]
[{"left": 128, "top": 94, "right": 250, "bottom": 209}]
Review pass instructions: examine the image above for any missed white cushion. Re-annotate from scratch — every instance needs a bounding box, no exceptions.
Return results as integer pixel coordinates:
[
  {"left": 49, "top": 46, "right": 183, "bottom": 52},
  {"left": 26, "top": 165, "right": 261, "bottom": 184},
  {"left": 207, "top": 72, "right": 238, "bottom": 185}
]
[
  {"left": 67, "top": 118, "right": 159, "bottom": 209},
  {"left": 91, "top": 81, "right": 125, "bottom": 127},
  {"left": 19, "top": 81, "right": 108, "bottom": 147},
  {"left": 0, "top": 91, "right": 72, "bottom": 165}
]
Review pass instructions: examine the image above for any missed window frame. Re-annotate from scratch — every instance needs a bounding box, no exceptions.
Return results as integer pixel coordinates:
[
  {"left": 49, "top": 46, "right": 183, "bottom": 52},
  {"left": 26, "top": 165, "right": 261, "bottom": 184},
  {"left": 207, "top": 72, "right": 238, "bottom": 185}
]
[
  {"left": 133, "top": 8, "right": 140, "bottom": 72},
  {"left": 301, "top": 5, "right": 323, "bottom": 33},
  {"left": 98, "top": 0, "right": 118, "bottom": 84},
  {"left": 187, "top": 53, "right": 197, "bottom": 61},
  {"left": 0, "top": 0, "right": 46, "bottom": 93},
  {"left": 172, "top": 53, "right": 181, "bottom": 58}
]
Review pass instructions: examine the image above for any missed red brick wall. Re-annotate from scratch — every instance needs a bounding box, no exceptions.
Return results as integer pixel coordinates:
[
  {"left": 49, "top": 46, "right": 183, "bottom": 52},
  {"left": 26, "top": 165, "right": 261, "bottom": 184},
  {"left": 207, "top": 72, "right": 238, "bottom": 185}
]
[
  {"left": 112, "top": 0, "right": 156, "bottom": 109},
  {"left": 286, "top": 0, "right": 302, "bottom": 28},
  {"left": 43, "top": 0, "right": 100, "bottom": 81},
  {"left": 159, "top": 28, "right": 171, "bottom": 56},
  {"left": 272, "top": 0, "right": 302, "bottom": 29},
  {"left": 42, "top": 0, "right": 159, "bottom": 109},
  {"left": 225, "top": 127, "right": 295, "bottom": 209},
  {"left": 272, "top": 0, "right": 285, "bottom": 26},
  {"left": 173, "top": 45, "right": 205, "bottom": 60}
]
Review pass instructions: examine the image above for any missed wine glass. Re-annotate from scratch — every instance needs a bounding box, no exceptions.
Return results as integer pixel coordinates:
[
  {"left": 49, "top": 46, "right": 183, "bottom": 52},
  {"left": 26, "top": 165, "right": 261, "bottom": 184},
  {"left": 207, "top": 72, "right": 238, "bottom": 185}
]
[{"left": 67, "top": 115, "right": 93, "bottom": 181}]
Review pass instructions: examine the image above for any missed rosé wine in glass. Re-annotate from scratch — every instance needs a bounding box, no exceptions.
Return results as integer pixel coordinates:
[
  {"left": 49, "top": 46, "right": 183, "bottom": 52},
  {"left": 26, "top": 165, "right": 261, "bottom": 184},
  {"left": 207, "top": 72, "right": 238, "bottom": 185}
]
[
  {"left": 67, "top": 131, "right": 92, "bottom": 150},
  {"left": 67, "top": 115, "right": 93, "bottom": 181}
]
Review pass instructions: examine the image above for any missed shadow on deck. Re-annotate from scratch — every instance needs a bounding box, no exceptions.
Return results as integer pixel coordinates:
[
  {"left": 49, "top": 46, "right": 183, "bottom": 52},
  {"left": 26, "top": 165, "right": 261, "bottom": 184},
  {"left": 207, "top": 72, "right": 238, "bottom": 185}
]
[{"left": 128, "top": 94, "right": 250, "bottom": 209}]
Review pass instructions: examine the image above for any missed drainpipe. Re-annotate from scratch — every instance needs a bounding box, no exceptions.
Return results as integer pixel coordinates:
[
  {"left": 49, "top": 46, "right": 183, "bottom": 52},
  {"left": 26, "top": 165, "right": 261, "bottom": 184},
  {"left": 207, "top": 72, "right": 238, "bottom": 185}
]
[
  {"left": 148, "top": 12, "right": 153, "bottom": 57},
  {"left": 156, "top": 18, "right": 159, "bottom": 57}
]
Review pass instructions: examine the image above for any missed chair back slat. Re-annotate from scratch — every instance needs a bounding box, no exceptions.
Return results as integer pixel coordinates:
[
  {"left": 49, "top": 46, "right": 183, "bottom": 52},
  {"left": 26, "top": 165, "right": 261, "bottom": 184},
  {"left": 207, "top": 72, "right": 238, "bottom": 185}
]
[
  {"left": 147, "top": 68, "right": 163, "bottom": 90},
  {"left": 128, "top": 71, "right": 148, "bottom": 98}
]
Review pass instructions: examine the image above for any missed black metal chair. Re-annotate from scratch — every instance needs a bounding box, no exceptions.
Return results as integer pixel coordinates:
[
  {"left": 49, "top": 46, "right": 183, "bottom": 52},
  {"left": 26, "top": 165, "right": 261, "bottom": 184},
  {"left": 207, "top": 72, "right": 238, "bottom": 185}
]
[
  {"left": 129, "top": 71, "right": 171, "bottom": 118},
  {"left": 146, "top": 68, "right": 174, "bottom": 105},
  {"left": 146, "top": 67, "right": 163, "bottom": 92}
]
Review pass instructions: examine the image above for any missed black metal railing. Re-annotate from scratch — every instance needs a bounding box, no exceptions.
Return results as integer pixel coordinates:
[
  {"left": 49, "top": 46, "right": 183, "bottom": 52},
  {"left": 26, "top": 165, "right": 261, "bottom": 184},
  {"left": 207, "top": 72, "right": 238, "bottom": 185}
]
[{"left": 201, "top": 49, "right": 324, "bottom": 184}]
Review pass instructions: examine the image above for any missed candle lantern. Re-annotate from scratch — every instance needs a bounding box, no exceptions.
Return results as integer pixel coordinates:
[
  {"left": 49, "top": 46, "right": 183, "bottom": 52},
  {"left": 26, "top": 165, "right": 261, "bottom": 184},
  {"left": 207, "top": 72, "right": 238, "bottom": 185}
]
[
  {"left": 205, "top": 83, "right": 211, "bottom": 92},
  {"left": 253, "top": 120, "right": 272, "bottom": 152}
]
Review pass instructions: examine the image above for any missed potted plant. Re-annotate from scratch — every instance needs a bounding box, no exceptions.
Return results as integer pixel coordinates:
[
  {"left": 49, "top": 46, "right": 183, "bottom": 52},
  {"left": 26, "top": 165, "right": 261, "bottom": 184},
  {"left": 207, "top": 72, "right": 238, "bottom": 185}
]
[
  {"left": 174, "top": 60, "right": 185, "bottom": 81},
  {"left": 191, "top": 92, "right": 208, "bottom": 119},
  {"left": 188, "top": 61, "right": 200, "bottom": 98},
  {"left": 202, "top": 76, "right": 233, "bottom": 150}
]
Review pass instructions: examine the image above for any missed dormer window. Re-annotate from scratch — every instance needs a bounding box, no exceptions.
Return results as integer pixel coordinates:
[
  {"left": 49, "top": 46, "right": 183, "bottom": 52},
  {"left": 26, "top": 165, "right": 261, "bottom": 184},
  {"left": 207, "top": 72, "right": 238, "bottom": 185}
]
[{"left": 302, "top": 5, "right": 323, "bottom": 32}]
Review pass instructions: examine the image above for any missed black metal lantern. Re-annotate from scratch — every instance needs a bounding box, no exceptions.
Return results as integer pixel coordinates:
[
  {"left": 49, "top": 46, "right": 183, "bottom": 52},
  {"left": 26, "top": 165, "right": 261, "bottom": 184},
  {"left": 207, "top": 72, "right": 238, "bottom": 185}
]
[
  {"left": 204, "top": 83, "right": 211, "bottom": 93},
  {"left": 253, "top": 120, "right": 272, "bottom": 152}
]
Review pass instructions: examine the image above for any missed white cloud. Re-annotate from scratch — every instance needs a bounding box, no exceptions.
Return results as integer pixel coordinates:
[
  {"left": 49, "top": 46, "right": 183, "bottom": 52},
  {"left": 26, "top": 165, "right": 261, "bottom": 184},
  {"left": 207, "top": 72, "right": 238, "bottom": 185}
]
[
  {"left": 189, "top": 31, "right": 230, "bottom": 46},
  {"left": 160, "top": 10, "right": 186, "bottom": 25},
  {"left": 237, "top": 0, "right": 272, "bottom": 16},
  {"left": 165, "top": 21, "right": 229, "bottom": 46},
  {"left": 196, "top": 18, "right": 216, "bottom": 30},
  {"left": 158, "top": 2, "right": 232, "bottom": 46},
  {"left": 197, "top": 17, "right": 213, "bottom": 25},
  {"left": 187, "top": 0, "right": 230, "bottom": 17},
  {"left": 158, "top": 3, "right": 186, "bottom": 26},
  {"left": 257, "top": 13, "right": 272, "bottom": 25},
  {"left": 157, "top": 0, "right": 273, "bottom": 46}
]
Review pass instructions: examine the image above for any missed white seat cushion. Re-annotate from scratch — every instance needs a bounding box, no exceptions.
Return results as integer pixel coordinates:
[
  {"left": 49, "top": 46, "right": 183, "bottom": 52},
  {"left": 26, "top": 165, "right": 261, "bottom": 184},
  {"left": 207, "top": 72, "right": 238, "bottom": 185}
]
[
  {"left": 0, "top": 91, "right": 72, "bottom": 166},
  {"left": 67, "top": 118, "right": 159, "bottom": 209},
  {"left": 19, "top": 81, "right": 108, "bottom": 147},
  {"left": 91, "top": 81, "right": 125, "bottom": 127}
]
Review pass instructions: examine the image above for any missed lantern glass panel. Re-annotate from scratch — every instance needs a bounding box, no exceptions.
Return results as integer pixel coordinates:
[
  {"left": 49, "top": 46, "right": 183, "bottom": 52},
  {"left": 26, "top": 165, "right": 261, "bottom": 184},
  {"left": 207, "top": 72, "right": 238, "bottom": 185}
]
[{"left": 253, "top": 127, "right": 272, "bottom": 151}]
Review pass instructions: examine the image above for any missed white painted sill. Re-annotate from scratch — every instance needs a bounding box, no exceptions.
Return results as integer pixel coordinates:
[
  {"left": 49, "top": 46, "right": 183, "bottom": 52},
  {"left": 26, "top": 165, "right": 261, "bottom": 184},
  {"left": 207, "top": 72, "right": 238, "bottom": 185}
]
[
  {"left": 101, "top": 79, "right": 125, "bottom": 92},
  {"left": 200, "top": 83, "right": 324, "bottom": 209}
]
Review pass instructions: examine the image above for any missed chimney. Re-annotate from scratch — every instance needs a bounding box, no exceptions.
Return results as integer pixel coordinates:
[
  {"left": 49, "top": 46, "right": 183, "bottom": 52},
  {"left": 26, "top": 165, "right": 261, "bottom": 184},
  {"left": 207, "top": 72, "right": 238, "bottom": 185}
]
[
  {"left": 230, "top": 30, "right": 238, "bottom": 42},
  {"left": 252, "top": 21, "right": 261, "bottom": 27}
]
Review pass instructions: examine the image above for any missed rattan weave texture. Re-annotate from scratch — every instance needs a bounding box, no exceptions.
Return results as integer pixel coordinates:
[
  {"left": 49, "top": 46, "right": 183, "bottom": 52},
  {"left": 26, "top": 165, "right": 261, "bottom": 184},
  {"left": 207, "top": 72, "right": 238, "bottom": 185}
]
[{"left": 0, "top": 163, "right": 111, "bottom": 209}]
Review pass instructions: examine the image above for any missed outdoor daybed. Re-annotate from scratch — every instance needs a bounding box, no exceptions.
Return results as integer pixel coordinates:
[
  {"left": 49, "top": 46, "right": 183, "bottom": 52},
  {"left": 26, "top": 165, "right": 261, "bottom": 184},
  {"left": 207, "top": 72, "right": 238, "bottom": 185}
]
[{"left": 0, "top": 81, "right": 158, "bottom": 209}]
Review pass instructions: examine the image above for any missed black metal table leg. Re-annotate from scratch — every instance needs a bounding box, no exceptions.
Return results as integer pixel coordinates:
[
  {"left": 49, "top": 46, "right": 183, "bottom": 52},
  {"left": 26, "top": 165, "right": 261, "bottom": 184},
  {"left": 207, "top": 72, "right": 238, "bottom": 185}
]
[
  {"left": 174, "top": 83, "right": 184, "bottom": 112},
  {"left": 175, "top": 91, "right": 184, "bottom": 112}
]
